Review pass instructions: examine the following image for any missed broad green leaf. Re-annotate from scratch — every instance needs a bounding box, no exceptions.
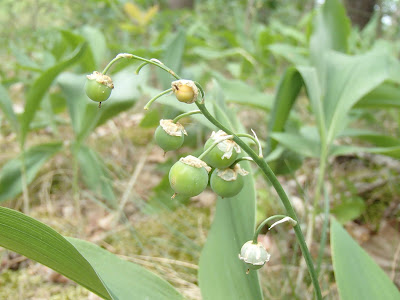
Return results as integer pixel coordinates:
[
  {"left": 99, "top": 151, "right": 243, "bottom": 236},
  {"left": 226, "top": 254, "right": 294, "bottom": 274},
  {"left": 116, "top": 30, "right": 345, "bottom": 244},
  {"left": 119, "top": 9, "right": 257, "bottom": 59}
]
[
  {"left": 355, "top": 82, "right": 400, "bottom": 109},
  {"left": 297, "top": 66, "right": 325, "bottom": 137},
  {"left": 310, "top": 0, "right": 350, "bottom": 72},
  {"left": 339, "top": 128, "right": 400, "bottom": 147},
  {"left": 331, "top": 218, "right": 400, "bottom": 300},
  {"left": 77, "top": 145, "right": 116, "bottom": 208},
  {"left": 80, "top": 26, "right": 107, "bottom": 70},
  {"left": 214, "top": 73, "right": 273, "bottom": 110},
  {"left": 199, "top": 164, "right": 262, "bottom": 300},
  {"left": 269, "top": 44, "right": 309, "bottom": 66},
  {"left": 157, "top": 29, "right": 186, "bottom": 89},
  {"left": 332, "top": 128, "right": 400, "bottom": 158},
  {"left": 0, "top": 142, "right": 62, "bottom": 203},
  {"left": 0, "top": 206, "right": 184, "bottom": 300},
  {"left": 323, "top": 50, "right": 395, "bottom": 143},
  {"left": 270, "top": 132, "right": 320, "bottom": 158},
  {"left": 210, "top": 80, "right": 236, "bottom": 130},
  {"left": 0, "top": 206, "right": 111, "bottom": 299},
  {"left": 60, "top": 29, "right": 95, "bottom": 72},
  {"left": 191, "top": 47, "right": 256, "bottom": 66},
  {"left": 20, "top": 43, "right": 87, "bottom": 145},
  {"left": 68, "top": 238, "right": 184, "bottom": 300},
  {"left": 330, "top": 145, "right": 400, "bottom": 159},
  {"left": 0, "top": 84, "right": 18, "bottom": 132},
  {"left": 267, "top": 67, "right": 303, "bottom": 153}
]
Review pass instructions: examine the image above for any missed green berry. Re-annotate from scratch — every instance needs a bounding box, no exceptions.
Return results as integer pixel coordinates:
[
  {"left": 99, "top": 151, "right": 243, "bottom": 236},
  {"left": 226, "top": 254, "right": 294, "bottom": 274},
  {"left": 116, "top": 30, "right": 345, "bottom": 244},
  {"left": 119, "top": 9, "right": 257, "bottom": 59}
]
[
  {"left": 210, "top": 168, "right": 244, "bottom": 198},
  {"left": 169, "top": 156, "right": 210, "bottom": 197},
  {"left": 155, "top": 126, "right": 184, "bottom": 152},
  {"left": 154, "top": 120, "right": 187, "bottom": 152},
  {"left": 85, "top": 71, "right": 114, "bottom": 103},
  {"left": 203, "top": 137, "right": 238, "bottom": 169}
]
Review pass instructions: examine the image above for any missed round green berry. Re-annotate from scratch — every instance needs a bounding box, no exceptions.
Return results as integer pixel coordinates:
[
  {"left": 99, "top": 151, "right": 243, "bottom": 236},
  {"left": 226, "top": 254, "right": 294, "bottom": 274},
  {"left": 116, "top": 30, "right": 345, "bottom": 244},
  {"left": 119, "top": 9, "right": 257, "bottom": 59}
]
[
  {"left": 169, "top": 159, "right": 209, "bottom": 197},
  {"left": 202, "top": 138, "right": 238, "bottom": 169},
  {"left": 210, "top": 169, "right": 244, "bottom": 198},
  {"left": 155, "top": 125, "right": 184, "bottom": 152},
  {"left": 85, "top": 79, "right": 112, "bottom": 102}
]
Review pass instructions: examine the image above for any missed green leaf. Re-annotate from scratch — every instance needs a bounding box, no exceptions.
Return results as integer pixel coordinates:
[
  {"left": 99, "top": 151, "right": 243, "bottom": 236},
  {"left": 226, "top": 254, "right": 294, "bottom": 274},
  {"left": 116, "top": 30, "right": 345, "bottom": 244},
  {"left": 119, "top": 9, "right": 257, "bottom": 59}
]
[
  {"left": 267, "top": 67, "right": 303, "bottom": 153},
  {"left": 80, "top": 26, "right": 107, "bottom": 70},
  {"left": 0, "top": 84, "right": 19, "bottom": 132},
  {"left": 199, "top": 163, "right": 262, "bottom": 300},
  {"left": 331, "top": 218, "right": 400, "bottom": 300},
  {"left": 270, "top": 132, "right": 320, "bottom": 158},
  {"left": 0, "top": 142, "right": 62, "bottom": 203},
  {"left": 20, "top": 43, "right": 87, "bottom": 145},
  {"left": 355, "top": 82, "right": 400, "bottom": 109},
  {"left": 269, "top": 44, "right": 309, "bottom": 66},
  {"left": 158, "top": 29, "right": 186, "bottom": 89},
  {"left": 77, "top": 145, "right": 117, "bottom": 207},
  {"left": 0, "top": 206, "right": 184, "bottom": 300},
  {"left": 310, "top": 0, "right": 350, "bottom": 70},
  {"left": 330, "top": 145, "right": 400, "bottom": 159},
  {"left": 332, "top": 128, "right": 400, "bottom": 158},
  {"left": 214, "top": 73, "right": 273, "bottom": 110},
  {"left": 323, "top": 50, "right": 395, "bottom": 143},
  {"left": 0, "top": 206, "right": 111, "bottom": 299},
  {"left": 68, "top": 238, "right": 184, "bottom": 300},
  {"left": 191, "top": 47, "right": 256, "bottom": 66}
]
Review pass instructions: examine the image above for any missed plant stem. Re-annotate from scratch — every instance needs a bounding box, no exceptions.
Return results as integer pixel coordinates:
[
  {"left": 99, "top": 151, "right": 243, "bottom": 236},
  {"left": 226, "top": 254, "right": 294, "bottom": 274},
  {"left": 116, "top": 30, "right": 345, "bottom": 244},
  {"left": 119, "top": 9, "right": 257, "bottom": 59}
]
[
  {"left": 144, "top": 88, "right": 172, "bottom": 110},
  {"left": 252, "top": 214, "right": 288, "bottom": 243},
  {"left": 102, "top": 53, "right": 181, "bottom": 80},
  {"left": 71, "top": 144, "right": 82, "bottom": 235},
  {"left": 231, "top": 157, "right": 254, "bottom": 167},
  {"left": 195, "top": 101, "right": 322, "bottom": 300},
  {"left": 172, "top": 110, "right": 202, "bottom": 123},
  {"left": 236, "top": 133, "right": 262, "bottom": 157},
  {"left": 20, "top": 149, "right": 30, "bottom": 214},
  {"left": 316, "top": 187, "right": 330, "bottom": 275}
]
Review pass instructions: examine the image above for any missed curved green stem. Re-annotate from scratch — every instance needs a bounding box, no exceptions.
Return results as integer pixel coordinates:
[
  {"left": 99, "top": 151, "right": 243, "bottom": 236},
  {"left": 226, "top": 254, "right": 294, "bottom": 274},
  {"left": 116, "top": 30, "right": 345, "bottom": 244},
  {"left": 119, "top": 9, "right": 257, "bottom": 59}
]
[
  {"left": 194, "top": 81, "right": 205, "bottom": 100},
  {"left": 236, "top": 133, "right": 262, "bottom": 157},
  {"left": 197, "top": 135, "right": 234, "bottom": 160},
  {"left": 172, "top": 110, "right": 202, "bottom": 123},
  {"left": 195, "top": 101, "right": 322, "bottom": 300},
  {"left": 252, "top": 215, "right": 288, "bottom": 243},
  {"left": 102, "top": 53, "right": 181, "bottom": 80},
  {"left": 136, "top": 61, "right": 149, "bottom": 74},
  {"left": 230, "top": 156, "right": 253, "bottom": 167},
  {"left": 144, "top": 88, "right": 172, "bottom": 110}
]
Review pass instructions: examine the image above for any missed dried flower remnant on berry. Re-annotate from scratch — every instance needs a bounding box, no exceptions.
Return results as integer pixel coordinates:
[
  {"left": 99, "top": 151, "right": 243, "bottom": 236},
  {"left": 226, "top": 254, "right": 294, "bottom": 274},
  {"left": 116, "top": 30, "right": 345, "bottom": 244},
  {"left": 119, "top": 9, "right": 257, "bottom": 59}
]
[
  {"left": 159, "top": 119, "right": 187, "bottom": 137},
  {"left": 210, "top": 130, "right": 241, "bottom": 159},
  {"left": 180, "top": 155, "right": 211, "bottom": 172},
  {"left": 215, "top": 164, "right": 249, "bottom": 181},
  {"left": 86, "top": 71, "right": 114, "bottom": 89}
]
